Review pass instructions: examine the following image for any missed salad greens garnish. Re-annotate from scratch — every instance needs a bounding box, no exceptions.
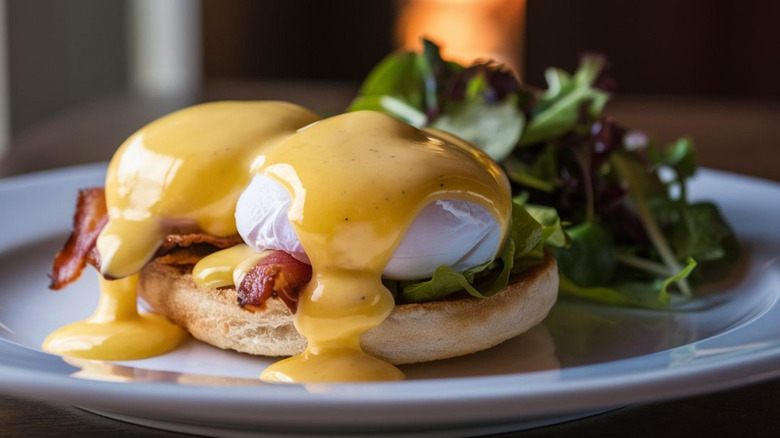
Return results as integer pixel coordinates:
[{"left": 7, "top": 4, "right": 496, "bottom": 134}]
[{"left": 354, "top": 39, "right": 739, "bottom": 308}]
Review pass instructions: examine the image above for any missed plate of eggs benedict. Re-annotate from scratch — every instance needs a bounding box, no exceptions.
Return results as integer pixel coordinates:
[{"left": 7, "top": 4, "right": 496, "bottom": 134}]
[
  {"left": 43, "top": 101, "right": 560, "bottom": 383},
  {"left": 1, "top": 101, "right": 780, "bottom": 436}
]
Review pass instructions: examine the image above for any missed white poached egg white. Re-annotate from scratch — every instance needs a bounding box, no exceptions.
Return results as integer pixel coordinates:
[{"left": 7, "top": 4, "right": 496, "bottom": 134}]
[{"left": 235, "top": 174, "right": 502, "bottom": 280}]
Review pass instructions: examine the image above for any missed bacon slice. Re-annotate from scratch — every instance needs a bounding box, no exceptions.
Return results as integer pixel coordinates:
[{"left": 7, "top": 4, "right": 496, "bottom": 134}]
[
  {"left": 50, "top": 188, "right": 310, "bottom": 313},
  {"left": 238, "top": 251, "right": 312, "bottom": 313},
  {"left": 49, "top": 188, "right": 108, "bottom": 290},
  {"left": 50, "top": 187, "right": 243, "bottom": 289}
]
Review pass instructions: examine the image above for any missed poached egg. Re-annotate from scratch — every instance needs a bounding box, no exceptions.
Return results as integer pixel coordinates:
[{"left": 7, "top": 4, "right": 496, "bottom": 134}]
[{"left": 235, "top": 173, "right": 502, "bottom": 280}]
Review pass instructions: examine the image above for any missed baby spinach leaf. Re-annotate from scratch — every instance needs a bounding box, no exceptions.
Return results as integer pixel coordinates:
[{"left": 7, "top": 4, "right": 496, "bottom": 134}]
[
  {"left": 348, "top": 51, "right": 426, "bottom": 115},
  {"left": 430, "top": 96, "right": 524, "bottom": 162},
  {"left": 670, "top": 202, "right": 739, "bottom": 283},
  {"left": 348, "top": 95, "right": 427, "bottom": 127},
  {"left": 509, "top": 201, "right": 545, "bottom": 258},
  {"left": 523, "top": 204, "right": 568, "bottom": 247},
  {"left": 348, "top": 38, "right": 462, "bottom": 125},
  {"left": 503, "top": 145, "right": 559, "bottom": 193},
  {"left": 398, "top": 238, "right": 514, "bottom": 302},
  {"left": 552, "top": 222, "right": 616, "bottom": 287}
]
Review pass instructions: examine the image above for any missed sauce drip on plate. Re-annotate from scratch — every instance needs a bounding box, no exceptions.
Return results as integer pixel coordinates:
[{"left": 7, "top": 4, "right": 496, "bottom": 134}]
[{"left": 43, "top": 274, "right": 187, "bottom": 359}]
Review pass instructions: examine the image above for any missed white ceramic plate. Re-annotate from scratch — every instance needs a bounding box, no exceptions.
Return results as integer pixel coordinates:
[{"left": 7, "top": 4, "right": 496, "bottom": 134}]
[{"left": 1, "top": 164, "right": 779, "bottom": 437}]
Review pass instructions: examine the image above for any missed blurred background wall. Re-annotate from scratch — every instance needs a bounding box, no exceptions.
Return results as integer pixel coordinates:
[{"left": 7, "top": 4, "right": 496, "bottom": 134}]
[
  {"left": 6, "top": 0, "right": 127, "bottom": 134},
  {"left": 2, "top": 0, "right": 778, "bottom": 150},
  {"left": 199, "top": 0, "right": 780, "bottom": 98}
]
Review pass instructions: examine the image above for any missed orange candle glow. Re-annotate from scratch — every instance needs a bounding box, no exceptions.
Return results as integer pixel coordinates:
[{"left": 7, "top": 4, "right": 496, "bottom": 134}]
[{"left": 396, "top": 0, "right": 526, "bottom": 75}]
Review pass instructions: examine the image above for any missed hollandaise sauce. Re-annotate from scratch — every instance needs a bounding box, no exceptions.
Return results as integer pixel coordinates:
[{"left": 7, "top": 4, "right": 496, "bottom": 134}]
[
  {"left": 45, "top": 101, "right": 319, "bottom": 361},
  {"left": 97, "top": 101, "right": 319, "bottom": 278},
  {"left": 255, "top": 111, "right": 511, "bottom": 383},
  {"left": 192, "top": 243, "right": 267, "bottom": 288},
  {"left": 42, "top": 274, "right": 187, "bottom": 360}
]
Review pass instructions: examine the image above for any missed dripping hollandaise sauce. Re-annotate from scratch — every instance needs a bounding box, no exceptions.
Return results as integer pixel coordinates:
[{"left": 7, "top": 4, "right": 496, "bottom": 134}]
[
  {"left": 43, "top": 101, "right": 320, "bottom": 360},
  {"left": 194, "top": 111, "right": 511, "bottom": 382},
  {"left": 42, "top": 274, "right": 187, "bottom": 360},
  {"left": 261, "top": 112, "right": 511, "bottom": 382},
  {"left": 44, "top": 102, "right": 511, "bottom": 382}
]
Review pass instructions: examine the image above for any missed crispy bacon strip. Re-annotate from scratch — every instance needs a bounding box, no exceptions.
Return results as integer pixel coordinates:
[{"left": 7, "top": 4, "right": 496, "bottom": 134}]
[
  {"left": 50, "top": 187, "right": 243, "bottom": 289},
  {"left": 51, "top": 188, "right": 310, "bottom": 312},
  {"left": 49, "top": 188, "right": 108, "bottom": 290},
  {"left": 238, "top": 251, "right": 312, "bottom": 313}
]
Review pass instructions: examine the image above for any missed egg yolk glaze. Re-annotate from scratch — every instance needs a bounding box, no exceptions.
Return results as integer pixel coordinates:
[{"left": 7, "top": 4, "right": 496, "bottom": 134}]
[
  {"left": 44, "top": 101, "right": 319, "bottom": 361},
  {"left": 256, "top": 111, "right": 512, "bottom": 382}
]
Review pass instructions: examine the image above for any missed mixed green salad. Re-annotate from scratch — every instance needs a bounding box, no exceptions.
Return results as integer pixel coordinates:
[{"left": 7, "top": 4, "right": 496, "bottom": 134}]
[{"left": 350, "top": 40, "right": 738, "bottom": 309}]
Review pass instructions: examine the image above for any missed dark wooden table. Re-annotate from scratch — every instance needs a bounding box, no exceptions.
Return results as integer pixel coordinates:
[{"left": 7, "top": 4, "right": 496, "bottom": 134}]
[{"left": 1, "top": 82, "right": 779, "bottom": 437}]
